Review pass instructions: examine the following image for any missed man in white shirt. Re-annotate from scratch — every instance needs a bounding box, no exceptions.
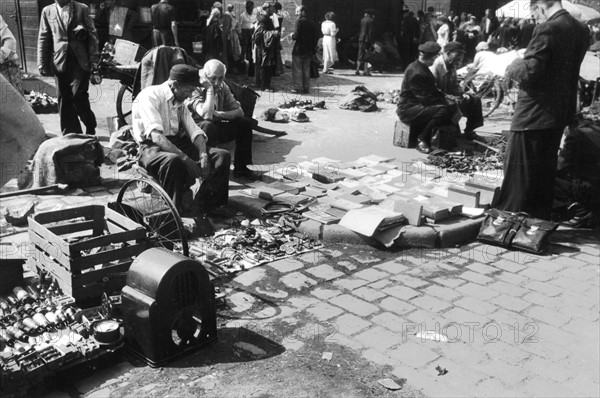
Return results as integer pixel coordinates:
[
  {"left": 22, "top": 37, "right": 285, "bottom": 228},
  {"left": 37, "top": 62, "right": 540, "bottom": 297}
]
[
  {"left": 239, "top": 1, "right": 257, "bottom": 76},
  {"left": 132, "top": 64, "right": 231, "bottom": 216}
]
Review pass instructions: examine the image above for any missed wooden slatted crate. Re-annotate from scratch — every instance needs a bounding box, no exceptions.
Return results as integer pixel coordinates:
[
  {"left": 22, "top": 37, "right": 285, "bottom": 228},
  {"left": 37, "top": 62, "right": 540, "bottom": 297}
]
[{"left": 28, "top": 205, "right": 151, "bottom": 302}]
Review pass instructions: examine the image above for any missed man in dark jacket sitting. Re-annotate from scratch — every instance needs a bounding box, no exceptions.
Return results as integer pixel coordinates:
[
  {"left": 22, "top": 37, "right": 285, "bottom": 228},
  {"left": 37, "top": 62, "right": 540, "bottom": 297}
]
[{"left": 397, "top": 41, "right": 454, "bottom": 154}]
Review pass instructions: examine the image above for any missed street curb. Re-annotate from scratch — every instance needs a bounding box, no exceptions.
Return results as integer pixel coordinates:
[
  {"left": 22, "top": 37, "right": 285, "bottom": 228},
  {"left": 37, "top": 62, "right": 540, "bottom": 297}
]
[{"left": 229, "top": 194, "right": 484, "bottom": 248}]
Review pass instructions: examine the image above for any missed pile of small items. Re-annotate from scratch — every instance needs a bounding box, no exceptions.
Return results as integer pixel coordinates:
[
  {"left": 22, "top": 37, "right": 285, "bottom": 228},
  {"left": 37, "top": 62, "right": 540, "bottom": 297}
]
[
  {"left": 426, "top": 136, "right": 507, "bottom": 174},
  {"left": 27, "top": 91, "right": 58, "bottom": 114},
  {"left": 278, "top": 99, "right": 325, "bottom": 110},
  {"left": 0, "top": 276, "right": 118, "bottom": 393},
  {"left": 189, "top": 218, "right": 321, "bottom": 275}
]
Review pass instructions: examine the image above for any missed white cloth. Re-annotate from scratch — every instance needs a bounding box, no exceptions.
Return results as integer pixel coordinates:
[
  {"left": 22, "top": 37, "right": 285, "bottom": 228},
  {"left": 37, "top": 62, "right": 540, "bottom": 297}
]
[
  {"left": 437, "top": 24, "right": 450, "bottom": 48},
  {"left": 58, "top": 2, "right": 70, "bottom": 27},
  {"left": 132, "top": 81, "right": 206, "bottom": 144},
  {"left": 321, "top": 20, "right": 338, "bottom": 69},
  {"left": 0, "top": 15, "right": 19, "bottom": 63}
]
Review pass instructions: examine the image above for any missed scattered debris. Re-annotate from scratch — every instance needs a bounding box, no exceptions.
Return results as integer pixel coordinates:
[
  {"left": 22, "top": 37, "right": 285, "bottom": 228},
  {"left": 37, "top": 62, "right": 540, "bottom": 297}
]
[
  {"left": 321, "top": 352, "right": 333, "bottom": 361},
  {"left": 3, "top": 201, "right": 35, "bottom": 226},
  {"left": 435, "top": 365, "right": 449, "bottom": 376},
  {"left": 378, "top": 378, "right": 404, "bottom": 390},
  {"left": 27, "top": 91, "right": 58, "bottom": 114},
  {"left": 426, "top": 136, "right": 507, "bottom": 173},
  {"left": 415, "top": 330, "right": 449, "bottom": 342}
]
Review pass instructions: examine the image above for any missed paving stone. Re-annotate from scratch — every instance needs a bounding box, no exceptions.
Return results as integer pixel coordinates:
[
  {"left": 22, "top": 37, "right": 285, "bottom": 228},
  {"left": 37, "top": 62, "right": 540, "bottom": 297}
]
[
  {"left": 332, "top": 277, "right": 369, "bottom": 291},
  {"left": 368, "top": 279, "right": 393, "bottom": 290},
  {"left": 280, "top": 272, "right": 318, "bottom": 291},
  {"left": 380, "top": 297, "right": 416, "bottom": 316},
  {"left": 466, "top": 262, "right": 499, "bottom": 275},
  {"left": 518, "top": 267, "right": 555, "bottom": 282},
  {"left": 490, "top": 309, "right": 537, "bottom": 333},
  {"left": 496, "top": 271, "right": 529, "bottom": 286},
  {"left": 547, "top": 277, "right": 592, "bottom": 293},
  {"left": 353, "top": 268, "right": 389, "bottom": 282},
  {"left": 488, "top": 280, "right": 529, "bottom": 297},
  {"left": 519, "top": 375, "right": 580, "bottom": 398},
  {"left": 457, "top": 282, "right": 501, "bottom": 301},
  {"left": 232, "top": 267, "right": 267, "bottom": 287},
  {"left": 526, "top": 355, "right": 573, "bottom": 383},
  {"left": 354, "top": 326, "right": 399, "bottom": 351},
  {"left": 388, "top": 341, "right": 440, "bottom": 368},
  {"left": 495, "top": 294, "right": 532, "bottom": 313},
  {"left": 524, "top": 281, "right": 562, "bottom": 297},
  {"left": 336, "top": 260, "right": 357, "bottom": 271},
  {"left": 296, "top": 251, "right": 322, "bottom": 265},
  {"left": 411, "top": 295, "right": 452, "bottom": 313},
  {"left": 455, "top": 296, "right": 498, "bottom": 316},
  {"left": 329, "top": 294, "right": 379, "bottom": 317},
  {"left": 329, "top": 333, "right": 364, "bottom": 351},
  {"left": 525, "top": 258, "right": 567, "bottom": 273},
  {"left": 332, "top": 313, "right": 372, "bottom": 336},
  {"left": 480, "top": 340, "right": 534, "bottom": 365},
  {"left": 405, "top": 309, "right": 444, "bottom": 329},
  {"left": 391, "top": 275, "right": 429, "bottom": 289},
  {"left": 371, "top": 312, "right": 406, "bottom": 333},
  {"left": 442, "top": 307, "right": 492, "bottom": 328},
  {"left": 431, "top": 276, "right": 466, "bottom": 289},
  {"left": 306, "top": 302, "right": 344, "bottom": 321},
  {"left": 287, "top": 296, "right": 320, "bottom": 310},
  {"left": 351, "top": 286, "right": 386, "bottom": 301},
  {"left": 472, "top": 377, "right": 527, "bottom": 398},
  {"left": 374, "top": 260, "right": 409, "bottom": 275},
  {"left": 391, "top": 366, "right": 470, "bottom": 398},
  {"left": 422, "top": 284, "right": 461, "bottom": 301},
  {"left": 310, "top": 287, "right": 342, "bottom": 300},
  {"left": 475, "top": 359, "right": 530, "bottom": 385},
  {"left": 382, "top": 285, "right": 421, "bottom": 301},
  {"left": 350, "top": 254, "right": 381, "bottom": 264},
  {"left": 525, "top": 305, "right": 571, "bottom": 327},
  {"left": 558, "top": 266, "right": 599, "bottom": 282},
  {"left": 460, "top": 270, "right": 494, "bottom": 285},
  {"left": 305, "top": 264, "right": 345, "bottom": 281},
  {"left": 578, "top": 245, "right": 600, "bottom": 257},
  {"left": 521, "top": 292, "right": 564, "bottom": 310},
  {"left": 228, "top": 291, "right": 256, "bottom": 313},
  {"left": 553, "top": 256, "right": 588, "bottom": 268},
  {"left": 492, "top": 259, "right": 527, "bottom": 273},
  {"left": 268, "top": 258, "right": 304, "bottom": 273},
  {"left": 361, "top": 349, "right": 396, "bottom": 366}
]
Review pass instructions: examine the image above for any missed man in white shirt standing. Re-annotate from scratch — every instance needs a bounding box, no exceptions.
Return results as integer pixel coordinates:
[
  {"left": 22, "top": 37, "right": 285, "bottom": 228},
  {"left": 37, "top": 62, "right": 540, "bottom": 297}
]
[
  {"left": 132, "top": 64, "right": 231, "bottom": 217},
  {"left": 239, "top": 1, "right": 257, "bottom": 76}
]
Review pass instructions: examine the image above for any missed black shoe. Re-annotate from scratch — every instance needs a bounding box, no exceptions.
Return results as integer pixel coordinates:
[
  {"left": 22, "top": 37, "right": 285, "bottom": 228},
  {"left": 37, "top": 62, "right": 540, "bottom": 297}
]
[
  {"left": 417, "top": 140, "right": 432, "bottom": 154},
  {"left": 463, "top": 130, "right": 480, "bottom": 141},
  {"left": 233, "top": 167, "right": 262, "bottom": 181}
]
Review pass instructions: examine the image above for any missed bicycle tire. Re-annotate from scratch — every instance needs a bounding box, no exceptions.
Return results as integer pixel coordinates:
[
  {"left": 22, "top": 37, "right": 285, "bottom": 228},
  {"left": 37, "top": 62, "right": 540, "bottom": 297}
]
[
  {"left": 116, "top": 83, "right": 134, "bottom": 127},
  {"left": 462, "top": 73, "right": 503, "bottom": 117}
]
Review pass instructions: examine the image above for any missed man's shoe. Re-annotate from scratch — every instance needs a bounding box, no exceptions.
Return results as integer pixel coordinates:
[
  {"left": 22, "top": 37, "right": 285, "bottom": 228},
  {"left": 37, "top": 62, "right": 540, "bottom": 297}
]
[
  {"left": 416, "top": 140, "right": 432, "bottom": 154},
  {"left": 363, "top": 72, "right": 372, "bottom": 76},
  {"left": 463, "top": 130, "right": 480, "bottom": 141},
  {"left": 233, "top": 167, "right": 262, "bottom": 181},
  {"left": 355, "top": 71, "right": 360, "bottom": 75}
]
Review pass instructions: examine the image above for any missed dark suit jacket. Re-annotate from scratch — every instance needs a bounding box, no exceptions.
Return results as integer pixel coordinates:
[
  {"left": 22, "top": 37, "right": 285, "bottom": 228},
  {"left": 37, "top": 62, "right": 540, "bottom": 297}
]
[
  {"left": 359, "top": 15, "right": 374, "bottom": 45},
  {"left": 480, "top": 16, "right": 499, "bottom": 40},
  {"left": 397, "top": 60, "right": 446, "bottom": 122},
  {"left": 38, "top": 0, "right": 99, "bottom": 73},
  {"left": 507, "top": 10, "right": 589, "bottom": 131},
  {"left": 292, "top": 16, "right": 319, "bottom": 56}
]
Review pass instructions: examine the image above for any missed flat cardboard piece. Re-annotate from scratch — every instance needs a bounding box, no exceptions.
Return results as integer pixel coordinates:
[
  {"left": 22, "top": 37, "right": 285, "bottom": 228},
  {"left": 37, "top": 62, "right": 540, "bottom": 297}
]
[{"left": 339, "top": 206, "right": 405, "bottom": 237}]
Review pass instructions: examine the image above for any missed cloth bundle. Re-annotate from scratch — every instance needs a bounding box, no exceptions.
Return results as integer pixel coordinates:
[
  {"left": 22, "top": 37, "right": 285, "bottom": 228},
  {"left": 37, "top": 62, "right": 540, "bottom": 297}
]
[{"left": 339, "top": 86, "right": 378, "bottom": 112}]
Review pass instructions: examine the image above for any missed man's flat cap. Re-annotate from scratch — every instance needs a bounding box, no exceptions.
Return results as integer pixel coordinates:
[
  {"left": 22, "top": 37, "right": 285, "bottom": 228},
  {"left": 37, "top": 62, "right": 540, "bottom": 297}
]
[
  {"left": 418, "top": 41, "right": 441, "bottom": 55},
  {"left": 169, "top": 64, "right": 201, "bottom": 86},
  {"left": 443, "top": 41, "right": 466, "bottom": 53}
]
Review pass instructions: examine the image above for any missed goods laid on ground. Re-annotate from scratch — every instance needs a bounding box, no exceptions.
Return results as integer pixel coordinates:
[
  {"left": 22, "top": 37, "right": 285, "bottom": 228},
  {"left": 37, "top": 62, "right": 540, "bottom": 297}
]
[{"left": 27, "top": 92, "right": 58, "bottom": 114}]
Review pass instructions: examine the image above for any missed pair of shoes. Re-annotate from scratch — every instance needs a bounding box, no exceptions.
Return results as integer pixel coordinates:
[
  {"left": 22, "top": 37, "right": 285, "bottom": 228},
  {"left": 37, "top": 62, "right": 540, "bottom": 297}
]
[
  {"left": 233, "top": 167, "right": 262, "bottom": 181},
  {"left": 355, "top": 71, "right": 360, "bottom": 75},
  {"left": 562, "top": 212, "right": 595, "bottom": 228},
  {"left": 416, "top": 140, "right": 432, "bottom": 154},
  {"left": 363, "top": 72, "right": 372, "bottom": 76}
]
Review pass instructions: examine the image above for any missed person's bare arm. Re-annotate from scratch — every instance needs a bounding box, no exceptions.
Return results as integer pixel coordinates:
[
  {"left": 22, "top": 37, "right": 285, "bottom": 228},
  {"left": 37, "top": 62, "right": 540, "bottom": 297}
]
[{"left": 149, "top": 131, "right": 201, "bottom": 178}]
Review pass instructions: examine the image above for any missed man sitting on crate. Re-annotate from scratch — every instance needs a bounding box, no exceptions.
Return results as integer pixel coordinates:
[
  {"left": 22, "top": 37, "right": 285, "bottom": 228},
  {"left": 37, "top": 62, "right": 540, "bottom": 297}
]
[
  {"left": 187, "top": 59, "right": 261, "bottom": 181},
  {"left": 429, "top": 41, "right": 484, "bottom": 140},
  {"left": 132, "top": 64, "right": 231, "bottom": 218}
]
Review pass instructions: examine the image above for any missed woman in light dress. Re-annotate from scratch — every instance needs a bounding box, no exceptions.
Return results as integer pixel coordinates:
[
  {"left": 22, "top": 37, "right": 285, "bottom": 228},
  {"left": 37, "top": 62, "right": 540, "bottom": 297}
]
[
  {"left": 321, "top": 12, "right": 338, "bottom": 74},
  {"left": 436, "top": 16, "right": 451, "bottom": 48}
]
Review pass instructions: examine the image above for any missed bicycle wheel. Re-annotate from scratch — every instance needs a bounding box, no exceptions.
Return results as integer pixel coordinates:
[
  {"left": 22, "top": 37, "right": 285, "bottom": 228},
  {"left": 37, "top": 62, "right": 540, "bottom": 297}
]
[
  {"left": 112, "top": 178, "right": 189, "bottom": 256},
  {"left": 462, "top": 73, "right": 503, "bottom": 117},
  {"left": 116, "top": 84, "right": 134, "bottom": 127}
]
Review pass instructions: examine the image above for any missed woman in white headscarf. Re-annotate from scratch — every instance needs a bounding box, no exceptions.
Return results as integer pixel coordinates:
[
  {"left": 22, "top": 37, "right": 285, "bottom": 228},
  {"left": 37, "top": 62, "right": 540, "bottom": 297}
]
[
  {"left": 321, "top": 11, "right": 338, "bottom": 74},
  {"left": 0, "top": 15, "right": 23, "bottom": 95}
]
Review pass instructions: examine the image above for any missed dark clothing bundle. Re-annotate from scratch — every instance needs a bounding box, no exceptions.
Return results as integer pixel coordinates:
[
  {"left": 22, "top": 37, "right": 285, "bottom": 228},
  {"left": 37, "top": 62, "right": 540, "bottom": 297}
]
[
  {"left": 339, "top": 85, "right": 379, "bottom": 112},
  {"left": 497, "top": 10, "right": 589, "bottom": 220}
]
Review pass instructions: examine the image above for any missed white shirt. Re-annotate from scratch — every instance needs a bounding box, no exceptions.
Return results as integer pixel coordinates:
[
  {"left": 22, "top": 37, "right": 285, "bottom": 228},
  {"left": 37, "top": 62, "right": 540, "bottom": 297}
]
[
  {"left": 57, "top": 2, "right": 70, "bottom": 27},
  {"left": 132, "top": 81, "right": 206, "bottom": 144},
  {"left": 239, "top": 10, "right": 256, "bottom": 29}
]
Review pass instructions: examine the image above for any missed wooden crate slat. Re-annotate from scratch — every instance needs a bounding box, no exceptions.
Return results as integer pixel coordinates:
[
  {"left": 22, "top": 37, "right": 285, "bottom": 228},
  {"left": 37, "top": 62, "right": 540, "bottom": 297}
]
[
  {"left": 47, "top": 220, "right": 97, "bottom": 236},
  {"left": 69, "top": 229, "right": 147, "bottom": 253},
  {"left": 72, "top": 262, "right": 132, "bottom": 285},
  {"left": 33, "top": 205, "right": 101, "bottom": 224},
  {"left": 28, "top": 219, "right": 71, "bottom": 259},
  {"left": 71, "top": 243, "right": 150, "bottom": 271},
  {"left": 106, "top": 207, "right": 148, "bottom": 231}
]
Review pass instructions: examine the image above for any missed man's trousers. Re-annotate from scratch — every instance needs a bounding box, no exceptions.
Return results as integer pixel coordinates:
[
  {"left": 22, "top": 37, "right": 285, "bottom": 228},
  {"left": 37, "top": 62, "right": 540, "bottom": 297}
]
[
  {"left": 198, "top": 118, "right": 253, "bottom": 171},
  {"left": 292, "top": 54, "right": 311, "bottom": 91},
  {"left": 55, "top": 59, "right": 96, "bottom": 135}
]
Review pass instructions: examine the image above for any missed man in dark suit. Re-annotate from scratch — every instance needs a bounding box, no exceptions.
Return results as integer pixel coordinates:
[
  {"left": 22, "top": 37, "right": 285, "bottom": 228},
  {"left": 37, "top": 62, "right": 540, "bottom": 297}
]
[
  {"left": 496, "top": 0, "right": 589, "bottom": 220},
  {"left": 356, "top": 9, "right": 374, "bottom": 76},
  {"left": 290, "top": 5, "right": 319, "bottom": 94},
  {"left": 480, "top": 8, "right": 499, "bottom": 41},
  {"left": 397, "top": 41, "right": 454, "bottom": 154},
  {"left": 38, "top": 0, "right": 99, "bottom": 136}
]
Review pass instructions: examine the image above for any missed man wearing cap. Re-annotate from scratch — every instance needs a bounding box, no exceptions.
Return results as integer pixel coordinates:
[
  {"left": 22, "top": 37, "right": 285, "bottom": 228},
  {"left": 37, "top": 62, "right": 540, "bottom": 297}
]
[
  {"left": 253, "top": 2, "right": 280, "bottom": 91},
  {"left": 356, "top": 9, "right": 375, "bottom": 76},
  {"left": 187, "top": 59, "right": 259, "bottom": 180},
  {"left": 132, "top": 64, "right": 231, "bottom": 217},
  {"left": 291, "top": 5, "right": 319, "bottom": 94},
  {"left": 397, "top": 41, "right": 454, "bottom": 154},
  {"left": 495, "top": 0, "right": 589, "bottom": 220},
  {"left": 430, "top": 41, "right": 483, "bottom": 139}
]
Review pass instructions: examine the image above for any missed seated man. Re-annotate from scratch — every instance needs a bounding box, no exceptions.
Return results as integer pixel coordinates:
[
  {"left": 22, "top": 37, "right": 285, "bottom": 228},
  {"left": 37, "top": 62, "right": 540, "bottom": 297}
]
[
  {"left": 132, "top": 64, "right": 231, "bottom": 216},
  {"left": 430, "top": 41, "right": 483, "bottom": 139},
  {"left": 187, "top": 59, "right": 260, "bottom": 180},
  {"left": 397, "top": 41, "right": 454, "bottom": 154}
]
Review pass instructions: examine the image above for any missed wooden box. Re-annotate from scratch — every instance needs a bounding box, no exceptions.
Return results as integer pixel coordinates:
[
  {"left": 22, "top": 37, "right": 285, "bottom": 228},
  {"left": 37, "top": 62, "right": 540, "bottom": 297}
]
[
  {"left": 393, "top": 120, "right": 413, "bottom": 148},
  {"left": 28, "top": 205, "right": 150, "bottom": 302}
]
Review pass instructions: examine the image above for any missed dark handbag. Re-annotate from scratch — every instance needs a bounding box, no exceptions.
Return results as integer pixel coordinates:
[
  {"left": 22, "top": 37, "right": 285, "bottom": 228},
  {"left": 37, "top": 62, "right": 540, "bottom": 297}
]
[{"left": 477, "top": 209, "right": 558, "bottom": 254}]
